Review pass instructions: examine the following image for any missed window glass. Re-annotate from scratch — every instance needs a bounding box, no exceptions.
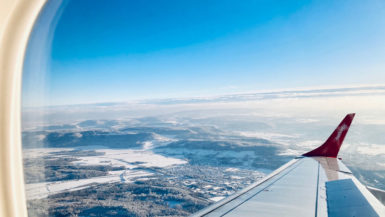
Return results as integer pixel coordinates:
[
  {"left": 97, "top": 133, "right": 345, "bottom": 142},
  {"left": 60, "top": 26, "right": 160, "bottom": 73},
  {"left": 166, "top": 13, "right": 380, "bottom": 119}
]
[{"left": 22, "top": 0, "right": 385, "bottom": 216}]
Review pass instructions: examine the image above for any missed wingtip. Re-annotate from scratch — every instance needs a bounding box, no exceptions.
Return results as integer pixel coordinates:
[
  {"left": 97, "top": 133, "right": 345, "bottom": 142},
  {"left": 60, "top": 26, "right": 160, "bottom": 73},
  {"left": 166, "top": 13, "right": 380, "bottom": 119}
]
[
  {"left": 348, "top": 113, "right": 356, "bottom": 118},
  {"left": 302, "top": 113, "right": 355, "bottom": 158}
]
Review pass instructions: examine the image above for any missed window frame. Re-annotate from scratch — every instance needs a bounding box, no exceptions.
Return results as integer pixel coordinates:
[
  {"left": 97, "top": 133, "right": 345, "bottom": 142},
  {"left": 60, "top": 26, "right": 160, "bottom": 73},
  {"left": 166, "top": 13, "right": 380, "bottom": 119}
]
[{"left": 0, "top": 0, "right": 46, "bottom": 216}]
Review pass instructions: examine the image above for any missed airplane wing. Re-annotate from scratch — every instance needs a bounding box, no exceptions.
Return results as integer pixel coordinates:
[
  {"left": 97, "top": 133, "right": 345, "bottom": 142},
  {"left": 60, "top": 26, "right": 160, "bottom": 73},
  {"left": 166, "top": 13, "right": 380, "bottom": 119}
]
[{"left": 191, "top": 113, "right": 385, "bottom": 217}]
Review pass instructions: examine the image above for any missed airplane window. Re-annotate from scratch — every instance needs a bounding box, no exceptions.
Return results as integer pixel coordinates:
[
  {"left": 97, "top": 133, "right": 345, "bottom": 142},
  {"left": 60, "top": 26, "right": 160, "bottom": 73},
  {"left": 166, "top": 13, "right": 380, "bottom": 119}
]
[{"left": 22, "top": 0, "right": 385, "bottom": 216}]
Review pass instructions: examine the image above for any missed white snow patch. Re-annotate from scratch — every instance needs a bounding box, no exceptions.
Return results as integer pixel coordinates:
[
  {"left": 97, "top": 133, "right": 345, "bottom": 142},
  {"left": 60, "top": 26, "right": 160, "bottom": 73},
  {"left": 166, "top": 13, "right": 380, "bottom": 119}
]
[
  {"left": 108, "top": 170, "right": 126, "bottom": 175},
  {"left": 225, "top": 168, "right": 239, "bottom": 172},
  {"left": 210, "top": 196, "right": 225, "bottom": 202},
  {"left": 73, "top": 149, "right": 187, "bottom": 169},
  {"left": 230, "top": 176, "right": 242, "bottom": 180},
  {"left": 23, "top": 148, "right": 72, "bottom": 158},
  {"left": 143, "top": 141, "right": 154, "bottom": 150},
  {"left": 26, "top": 170, "right": 152, "bottom": 200},
  {"left": 73, "top": 132, "right": 83, "bottom": 138},
  {"left": 74, "top": 145, "right": 108, "bottom": 150},
  {"left": 141, "top": 136, "right": 176, "bottom": 151},
  {"left": 37, "top": 134, "right": 46, "bottom": 141},
  {"left": 153, "top": 134, "right": 175, "bottom": 142}
]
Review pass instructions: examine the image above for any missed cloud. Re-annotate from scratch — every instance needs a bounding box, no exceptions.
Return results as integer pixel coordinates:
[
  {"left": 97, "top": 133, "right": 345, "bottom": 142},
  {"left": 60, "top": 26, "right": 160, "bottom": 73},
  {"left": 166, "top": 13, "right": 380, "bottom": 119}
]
[
  {"left": 22, "top": 84, "right": 385, "bottom": 128},
  {"left": 356, "top": 144, "right": 385, "bottom": 155},
  {"left": 143, "top": 84, "right": 385, "bottom": 105}
]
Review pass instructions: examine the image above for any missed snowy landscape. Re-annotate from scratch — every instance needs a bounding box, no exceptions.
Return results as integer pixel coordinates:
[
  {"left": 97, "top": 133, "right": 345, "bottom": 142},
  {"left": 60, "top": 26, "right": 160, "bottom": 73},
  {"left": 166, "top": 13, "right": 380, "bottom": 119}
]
[{"left": 22, "top": 87, "right": 385, "bottom": 216}]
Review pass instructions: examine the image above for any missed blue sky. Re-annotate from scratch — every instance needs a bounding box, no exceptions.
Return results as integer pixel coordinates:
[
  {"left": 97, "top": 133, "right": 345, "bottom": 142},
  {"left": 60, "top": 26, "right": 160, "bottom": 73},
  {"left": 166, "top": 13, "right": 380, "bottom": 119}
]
[{"left": 23, "top": 0, "right": 385, "bottom": 106}]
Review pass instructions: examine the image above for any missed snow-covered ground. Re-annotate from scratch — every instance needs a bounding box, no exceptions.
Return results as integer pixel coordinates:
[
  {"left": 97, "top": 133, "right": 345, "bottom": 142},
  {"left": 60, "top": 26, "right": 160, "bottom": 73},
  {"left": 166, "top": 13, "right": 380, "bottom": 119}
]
[
  {"left": 73, "top": 148, "right": 187, "bottom": 168},
  {"left": 25, "top": 139, "right": 187, "bottom": 200},
  {"left": 23, "top": 148, "right": 73, "bottom": 159},
  {"left": 26, "top": 170, "right": 152, "bottom": 200},
  {"left": 210, "top": 196, "right": 225, "bottom": 202}
]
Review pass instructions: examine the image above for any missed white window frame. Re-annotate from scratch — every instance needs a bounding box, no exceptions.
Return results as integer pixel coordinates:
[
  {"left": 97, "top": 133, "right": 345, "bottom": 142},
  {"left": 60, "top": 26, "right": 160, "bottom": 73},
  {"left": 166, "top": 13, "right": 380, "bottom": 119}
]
[{"left": 0, "top": 1, "right": 47, "bottom": 216}]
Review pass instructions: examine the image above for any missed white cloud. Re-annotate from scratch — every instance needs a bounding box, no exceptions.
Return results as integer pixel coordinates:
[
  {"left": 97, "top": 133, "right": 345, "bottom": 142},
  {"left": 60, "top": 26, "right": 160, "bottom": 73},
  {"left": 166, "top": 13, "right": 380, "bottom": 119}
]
[{"left": 356, "top": 144, "right": 385, "bottom": 155}]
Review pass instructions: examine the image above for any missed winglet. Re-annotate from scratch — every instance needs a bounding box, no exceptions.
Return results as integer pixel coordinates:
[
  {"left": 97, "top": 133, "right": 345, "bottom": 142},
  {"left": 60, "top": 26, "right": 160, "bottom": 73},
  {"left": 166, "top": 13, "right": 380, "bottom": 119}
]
[{"left": 302, "top": 113, "right": 355, "bottom": 158}]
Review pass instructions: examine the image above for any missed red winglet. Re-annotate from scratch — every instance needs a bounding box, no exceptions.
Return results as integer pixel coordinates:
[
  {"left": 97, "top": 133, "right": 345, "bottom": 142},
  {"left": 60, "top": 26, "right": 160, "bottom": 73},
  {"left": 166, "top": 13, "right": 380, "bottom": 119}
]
[{"left": 302, "top": 113, "right": 355, "bottom": 158}]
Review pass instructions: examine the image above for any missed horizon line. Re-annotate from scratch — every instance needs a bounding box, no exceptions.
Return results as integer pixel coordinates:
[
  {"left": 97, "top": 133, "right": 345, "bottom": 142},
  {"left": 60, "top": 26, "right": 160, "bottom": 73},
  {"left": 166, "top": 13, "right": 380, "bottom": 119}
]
[{"left": 23, "top": 83, "right": 385, "bottom": 109}]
